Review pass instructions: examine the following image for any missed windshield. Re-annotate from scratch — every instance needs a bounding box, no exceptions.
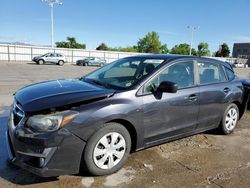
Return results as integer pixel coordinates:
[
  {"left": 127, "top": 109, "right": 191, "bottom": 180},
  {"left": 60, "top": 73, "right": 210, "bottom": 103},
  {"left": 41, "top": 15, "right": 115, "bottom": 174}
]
[
  {"left": 41, "top": 53, "right": 50, "bottom": 57},
  {"left": 83, "top": 57, "right": 165, "bottom": 89}
]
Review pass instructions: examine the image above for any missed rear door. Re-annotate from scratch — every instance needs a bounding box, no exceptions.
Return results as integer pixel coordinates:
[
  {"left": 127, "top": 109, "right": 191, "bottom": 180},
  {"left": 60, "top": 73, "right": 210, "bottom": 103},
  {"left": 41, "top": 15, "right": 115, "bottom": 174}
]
[
  {"left": 50, "top": 53, "right": 58, "bottom": 63},
  {"left": 45, "top": 53, "right": 55, "bottom": 63},
  {"left": 196, "top": 60, "right": 230, "bottom": 130}
]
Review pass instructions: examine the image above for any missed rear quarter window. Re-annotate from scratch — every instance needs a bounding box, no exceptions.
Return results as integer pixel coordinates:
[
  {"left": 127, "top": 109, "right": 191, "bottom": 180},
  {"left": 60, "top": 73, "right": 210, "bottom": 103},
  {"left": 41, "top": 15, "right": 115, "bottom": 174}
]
[{"left": 225, "top": 67, "right": 235, "bottom": 81}]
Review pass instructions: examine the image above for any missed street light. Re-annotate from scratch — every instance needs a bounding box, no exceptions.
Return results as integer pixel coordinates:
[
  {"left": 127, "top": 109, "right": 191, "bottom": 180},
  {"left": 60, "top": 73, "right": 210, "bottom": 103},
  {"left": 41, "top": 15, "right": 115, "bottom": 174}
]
[
  {"left": 187, "top": 26, "right": 199, "bottom": 55},
  {"left": 42, "top": 0, "right": 62, "bottom": 48}
]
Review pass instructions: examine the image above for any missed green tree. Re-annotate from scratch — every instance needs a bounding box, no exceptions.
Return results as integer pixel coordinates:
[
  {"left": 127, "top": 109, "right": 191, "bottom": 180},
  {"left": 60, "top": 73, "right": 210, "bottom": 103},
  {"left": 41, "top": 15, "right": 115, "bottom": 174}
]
[
  {"left": 170, "top": 43, "right": 190, "bottom": 55},
  {"left": 215, "top": 43, "right": 230, "bottom": 57},
  {"left": 137, "top": 31, "right": 168, "bottom": 54},
  {"left": 191, "top": 48, "right": 197, "bottom": 56},
  {"left": 221, "top": 43, "right": 230, "bottom": 57},
  {"left": 56, "top": 37, "right": 86, "bottom": 49},
  {"left": 160, "top": 44, "right": 169, "bottom": 54},
  {"left": 96, "top": 43, "right": 109, "bottom": 51},
  {"left": 197, "top": 42, "right": 210, "bottom": 57},
  {"left": 109, "top": 46, "right": 138, "bottom": 52},
  {"left": 120, "top": 46, "right": 138, "bottom": 52}
]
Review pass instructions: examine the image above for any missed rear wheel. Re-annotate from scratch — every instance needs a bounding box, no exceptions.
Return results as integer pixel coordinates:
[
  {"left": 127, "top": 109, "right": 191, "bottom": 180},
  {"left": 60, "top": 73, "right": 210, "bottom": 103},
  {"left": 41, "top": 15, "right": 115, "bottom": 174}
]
[
  {"left": 221, "top": 103, "right": 239, "bottom": 134},
  {"left": 82, "top": 123, "right": 131, "bottom": 176},
  {"left": 58, "top": 60, "right": 64, "bottom": 66}
]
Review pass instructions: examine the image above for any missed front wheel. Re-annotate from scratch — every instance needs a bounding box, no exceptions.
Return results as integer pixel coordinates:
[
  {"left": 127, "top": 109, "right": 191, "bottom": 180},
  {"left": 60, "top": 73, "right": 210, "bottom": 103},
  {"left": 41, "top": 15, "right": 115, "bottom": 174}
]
[
  {"left": 38, "top": 59, "right": 44, "bottom": 65},
  {"left": 82, "top": 123, "right": 131, "bottom": 176},
  {"left": 221, "top": 103, "right": 239, "bottom": 134}
]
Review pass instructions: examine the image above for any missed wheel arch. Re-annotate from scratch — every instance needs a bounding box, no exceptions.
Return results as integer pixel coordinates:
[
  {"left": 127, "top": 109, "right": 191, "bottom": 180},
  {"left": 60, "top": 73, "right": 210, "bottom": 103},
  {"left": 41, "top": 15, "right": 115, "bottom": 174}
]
[
  {"left": 106, "top": 119, "right": 138, "bottom": 152},
  {"left": 232, "top": 101, "right": 244, "bottom": 119}
]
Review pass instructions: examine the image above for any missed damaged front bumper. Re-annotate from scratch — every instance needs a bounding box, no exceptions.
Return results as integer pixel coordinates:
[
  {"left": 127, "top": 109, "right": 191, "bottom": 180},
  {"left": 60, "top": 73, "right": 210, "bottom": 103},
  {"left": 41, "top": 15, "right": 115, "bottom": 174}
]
[{"left": 6, "top": 113, "right": 86, "bottom": 177}]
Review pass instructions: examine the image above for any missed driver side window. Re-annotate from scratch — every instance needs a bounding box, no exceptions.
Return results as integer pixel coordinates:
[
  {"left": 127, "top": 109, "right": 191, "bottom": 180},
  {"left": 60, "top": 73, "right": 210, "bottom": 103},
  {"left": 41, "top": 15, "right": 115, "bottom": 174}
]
[{"left": 144, "top": 61, "right": 194, "bottom": 93}]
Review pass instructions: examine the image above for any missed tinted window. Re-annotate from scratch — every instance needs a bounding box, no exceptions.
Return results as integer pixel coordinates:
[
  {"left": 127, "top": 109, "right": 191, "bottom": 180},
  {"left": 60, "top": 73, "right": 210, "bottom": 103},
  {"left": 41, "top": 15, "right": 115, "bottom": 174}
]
[
  {"left": 144, "top": 61, "right": 194, "bottom": 92},
  {"left": 225, "top": 67, "right": 235, "bottom": 81},
  {"left": 198, "top": 61, "right": 224, "bottom": 84}
]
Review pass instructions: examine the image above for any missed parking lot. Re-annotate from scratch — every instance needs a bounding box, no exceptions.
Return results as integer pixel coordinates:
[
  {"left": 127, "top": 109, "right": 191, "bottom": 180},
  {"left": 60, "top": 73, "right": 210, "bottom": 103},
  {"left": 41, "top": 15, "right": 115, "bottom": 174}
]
[{"left": 1, "top": 61, "right": 250, "bottom": 188}]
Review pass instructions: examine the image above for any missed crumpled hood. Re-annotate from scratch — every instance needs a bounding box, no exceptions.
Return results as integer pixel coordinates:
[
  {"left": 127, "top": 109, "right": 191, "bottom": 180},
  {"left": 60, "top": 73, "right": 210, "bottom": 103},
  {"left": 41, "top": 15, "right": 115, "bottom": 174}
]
[{"left": 15, "top": 79, "right": 115, "bottom": 113}]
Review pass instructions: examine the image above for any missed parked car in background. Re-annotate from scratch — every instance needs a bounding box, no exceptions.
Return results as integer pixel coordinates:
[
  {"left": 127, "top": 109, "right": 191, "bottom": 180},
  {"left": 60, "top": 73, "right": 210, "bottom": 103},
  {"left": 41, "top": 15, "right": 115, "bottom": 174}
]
[
  {"left": 32, "top": 53, "right": 67, "bottom": 66},
  {"left": 233, "top": 62, "right": 245, "bottom": 68},
  {"left": 76, "top": 57, "right": 106, "bottom": 66},
  {"left": 6, "top": 55, "right": 250, "bottom": 177}
]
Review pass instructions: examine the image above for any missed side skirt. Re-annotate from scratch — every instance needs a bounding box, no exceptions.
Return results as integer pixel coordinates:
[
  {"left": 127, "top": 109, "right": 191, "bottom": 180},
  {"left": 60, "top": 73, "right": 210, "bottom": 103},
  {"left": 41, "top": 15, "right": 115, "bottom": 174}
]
[{"left": 137, "top": 125, "right": 219, "bottom": 151}]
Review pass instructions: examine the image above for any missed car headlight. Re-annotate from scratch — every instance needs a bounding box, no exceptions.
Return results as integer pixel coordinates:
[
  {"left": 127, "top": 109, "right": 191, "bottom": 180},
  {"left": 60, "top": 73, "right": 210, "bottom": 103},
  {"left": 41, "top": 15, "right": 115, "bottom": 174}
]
[{"left": 26, "top": 111, "right": 78, "bottom": 132}]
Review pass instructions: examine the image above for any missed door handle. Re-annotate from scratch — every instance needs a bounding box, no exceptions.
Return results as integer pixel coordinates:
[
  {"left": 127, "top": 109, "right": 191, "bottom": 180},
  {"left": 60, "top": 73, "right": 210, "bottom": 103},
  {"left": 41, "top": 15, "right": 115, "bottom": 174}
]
[
  {"left": 223, "top": 88, "right": 230, "bottom": 93},
  {"left": 187, "top": 94, "right": 198, "bottom": 101}
]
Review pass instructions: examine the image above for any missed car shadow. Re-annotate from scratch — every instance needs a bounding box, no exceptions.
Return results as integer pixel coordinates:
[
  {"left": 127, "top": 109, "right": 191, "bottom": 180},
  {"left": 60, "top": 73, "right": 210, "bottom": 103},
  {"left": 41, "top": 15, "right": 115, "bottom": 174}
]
[
  {"left": 0, "top": 107, "right": 58, "bottom": 185},
  {"left": 26, "top": 62, "right": 59, "bottom": 66}
]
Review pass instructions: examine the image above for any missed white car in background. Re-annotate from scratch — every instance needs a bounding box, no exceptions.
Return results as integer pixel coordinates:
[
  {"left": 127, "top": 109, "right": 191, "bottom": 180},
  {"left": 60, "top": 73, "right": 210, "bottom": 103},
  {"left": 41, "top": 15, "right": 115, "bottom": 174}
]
[
  {"left": 32, "top": 53, "right": 67, "bottom": 66},
  {"left": 233, "top": 62, "right": 245, "bottom": 68}
]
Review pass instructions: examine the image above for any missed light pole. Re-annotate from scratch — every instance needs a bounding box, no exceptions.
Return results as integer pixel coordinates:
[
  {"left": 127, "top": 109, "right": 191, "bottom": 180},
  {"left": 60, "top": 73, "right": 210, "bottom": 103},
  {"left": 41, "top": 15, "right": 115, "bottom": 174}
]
[
  {"left": 42, "top": 0, "right": 62, "bottom": 48},
  {"left": 187, "top": 26, "right": 199, "bottom": 55}
]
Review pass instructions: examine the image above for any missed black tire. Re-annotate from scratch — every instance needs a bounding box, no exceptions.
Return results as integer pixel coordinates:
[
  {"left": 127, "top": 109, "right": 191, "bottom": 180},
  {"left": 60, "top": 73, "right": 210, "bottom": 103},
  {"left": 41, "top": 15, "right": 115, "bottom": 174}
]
[
  {"left": 58, "top": 60, "right": 64, "bottom": 66},
  {"left": 38, "top": 59, "right": 44, "bottom": 65},
  {"left": 82, "top": 122, "right": 131, "bottom": 176},
  {"left": 221, "top": 103, "right": 239, "bottom": 135}
]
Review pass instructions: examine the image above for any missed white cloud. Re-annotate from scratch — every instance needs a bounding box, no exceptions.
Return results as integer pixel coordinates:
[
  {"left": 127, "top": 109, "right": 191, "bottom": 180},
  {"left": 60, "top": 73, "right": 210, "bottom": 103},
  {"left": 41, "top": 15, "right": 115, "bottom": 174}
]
[{"left": 232, "top": 36, "right": 250, "bottom": 42}]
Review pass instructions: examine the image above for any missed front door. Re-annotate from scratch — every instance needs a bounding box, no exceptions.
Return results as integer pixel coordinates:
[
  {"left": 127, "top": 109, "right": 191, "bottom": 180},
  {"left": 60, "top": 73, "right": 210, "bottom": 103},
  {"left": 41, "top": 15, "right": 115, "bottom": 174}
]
[{"left": 141, "top": 60, "right": 199, "bottom": 145}]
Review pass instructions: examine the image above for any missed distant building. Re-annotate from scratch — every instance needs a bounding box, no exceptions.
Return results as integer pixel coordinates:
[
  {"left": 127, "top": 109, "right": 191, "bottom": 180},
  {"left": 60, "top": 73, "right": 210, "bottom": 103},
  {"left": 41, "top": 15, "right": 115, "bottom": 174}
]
[
  {"left": 232, "top": 43, "right": 250, "bottom": 58},
  {"left": 233, "top": 43, "right": 250, "bottom": 67}
]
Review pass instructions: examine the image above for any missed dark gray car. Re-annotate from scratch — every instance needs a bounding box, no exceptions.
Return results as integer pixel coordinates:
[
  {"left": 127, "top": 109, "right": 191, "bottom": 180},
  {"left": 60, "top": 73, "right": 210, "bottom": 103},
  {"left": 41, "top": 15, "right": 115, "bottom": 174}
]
[
  {"left": 6, "top": 55, "right": 249, "bottom": 177},
  {"left": 76, "top": 57, "right": 106, "bottom": 66}
]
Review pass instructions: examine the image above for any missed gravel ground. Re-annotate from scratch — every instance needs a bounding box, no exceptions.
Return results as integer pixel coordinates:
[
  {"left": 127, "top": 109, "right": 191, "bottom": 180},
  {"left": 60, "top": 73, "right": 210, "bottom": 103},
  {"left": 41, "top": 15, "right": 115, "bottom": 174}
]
[{"left": 0, "top": 61, "right": 250, "bottom": 188}]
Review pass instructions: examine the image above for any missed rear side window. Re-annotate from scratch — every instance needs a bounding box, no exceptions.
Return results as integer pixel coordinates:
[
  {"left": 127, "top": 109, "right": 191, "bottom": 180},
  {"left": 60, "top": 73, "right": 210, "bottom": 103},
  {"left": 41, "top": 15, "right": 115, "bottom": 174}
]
[
  {"left": 225, "top": 68, "right": 235, "bottom": 81},
  {"left": 198, "top": 61, "right": 226, "bottom": 85}
]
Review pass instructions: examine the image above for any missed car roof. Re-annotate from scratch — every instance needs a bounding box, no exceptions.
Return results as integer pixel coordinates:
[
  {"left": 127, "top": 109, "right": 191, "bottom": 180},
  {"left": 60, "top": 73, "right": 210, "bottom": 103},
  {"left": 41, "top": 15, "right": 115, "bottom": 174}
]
[{"left": 128, "top": 54, "right": 233, "bottom": 70}]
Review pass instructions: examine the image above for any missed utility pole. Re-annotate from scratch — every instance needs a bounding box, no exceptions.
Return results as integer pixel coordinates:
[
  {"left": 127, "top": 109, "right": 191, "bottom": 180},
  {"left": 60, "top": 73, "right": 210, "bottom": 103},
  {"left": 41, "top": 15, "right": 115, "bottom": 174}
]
[
  {"left": 42, "top": 0, "right": 62, "bottom": 48},
  {"left": 187, "top": 26, "right": 199, "bottom": 55}
]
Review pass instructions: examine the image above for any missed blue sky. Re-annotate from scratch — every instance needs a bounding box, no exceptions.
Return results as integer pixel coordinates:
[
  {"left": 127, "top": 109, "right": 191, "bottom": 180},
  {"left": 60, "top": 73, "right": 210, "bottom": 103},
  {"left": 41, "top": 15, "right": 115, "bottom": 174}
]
[{"left": 0, "top": 0, "right": 250, "bottom": 52}]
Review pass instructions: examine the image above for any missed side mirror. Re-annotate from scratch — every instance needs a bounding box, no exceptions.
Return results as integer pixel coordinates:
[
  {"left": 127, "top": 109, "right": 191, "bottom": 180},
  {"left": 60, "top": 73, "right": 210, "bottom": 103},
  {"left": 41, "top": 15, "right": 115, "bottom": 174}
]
[{"left": 157, "top": 81, "right": 178, "bottom": 93}]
